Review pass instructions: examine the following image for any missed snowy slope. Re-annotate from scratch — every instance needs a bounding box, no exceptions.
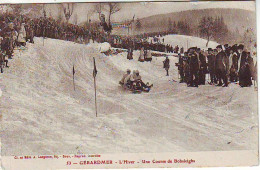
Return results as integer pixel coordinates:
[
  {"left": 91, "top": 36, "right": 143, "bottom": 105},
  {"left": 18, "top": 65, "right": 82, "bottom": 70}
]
[
  {"left": 0, "top": 36, "right": 258, "bottom": 156},
  {"left": 149, "top": 34, "right": 219, "bottom": 51}
]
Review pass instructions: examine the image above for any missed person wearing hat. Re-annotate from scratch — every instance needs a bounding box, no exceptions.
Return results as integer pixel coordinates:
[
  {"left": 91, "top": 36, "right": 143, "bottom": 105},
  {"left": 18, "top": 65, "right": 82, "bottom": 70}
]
[
  {"left": 237, "top": 45, "right": 253, "bottom": 87},
  {"left": 138, "top": 47, "right": 145, "bottom": 62},
  {"left": 237, "top": 44, "right": 245, "bottom": 72},
  {"left": 224, "top": 44, "right": 230, "bottom": 55},
  {"left": 145, "top": 48, "right": 152, "bottom": 62},
  {"left": 131, "top": 70, "right": 152, "bottom": 90},
  {"left": 215, "top": 45, "right": 228, "bottom": 87},
  {"left": 0, "top": 22, "right": 16, "bottom": 59},
  {"left": 17, "top": 23, "right": 27, "bottom": 47},
  {"left": 180, "top": 47, "right": 184, "bottom": 54},
  {"left": 25, "top": 19, "right": 35, "bottom": 43},
  {"left": 228, "top": 46, "right": 239, "bottom": 82},
  {"left": 207, "top": 48, "right": 216, "bottom": 84},
  {"left": 120, "top": 69, "right": 131, "bottom": 86},
  {"left": 188, "top": 48, "right": 199, "bottom": 87},
  {"left": 163, "top": 56, "right": 170, "bottom": 76},
  {"left": 177, "top": 53, "right": 184, "bottom": 83},
  {"left": 174, "top": 45, "right": 179, "bottom": 54},
  {"left": 197, "top": 48, "right": 207, "bottom": 85},
  {"left": 133, "top": 70, "right": 141, "bottom": 81},
  {"left": 127, "top": 47, "right": 133, "bottom": 60}
]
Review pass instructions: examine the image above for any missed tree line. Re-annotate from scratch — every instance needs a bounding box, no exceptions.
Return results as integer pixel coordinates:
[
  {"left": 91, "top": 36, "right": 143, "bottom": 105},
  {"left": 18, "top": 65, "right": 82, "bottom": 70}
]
[{"left": 198, "top": 16, "right": 229, "bottom": 47}]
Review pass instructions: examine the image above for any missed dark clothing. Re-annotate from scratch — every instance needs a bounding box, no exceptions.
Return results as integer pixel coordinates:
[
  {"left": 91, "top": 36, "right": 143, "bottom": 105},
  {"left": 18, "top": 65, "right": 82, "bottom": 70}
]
[
  {"left": 198, "top": 53, "right": 207, "bottom": 85},
  {"left": 178, "top": 56, "right": 184, "bottom": 82},
  {"left": 127, "top": 48, "right": 133, "bottom": 60},
  {"left": 216, "top": 69, "right": 228, "bottom": 86},
  {"left": 215, "top": 51, "right": 228, "bottom": 86},
  {"left": 163, "top": 58, "right": 170, "bottom": 76},
  {"left": 215, "top": 51, "right": 228, "bottom": 72},
  {"left": 189, "top": 53, "right": 199, "bottom": 87},
  {"left": 238, "top": 51, "right": 252, "bottom": 87},
  {"left": 183, "top": 63, "right": 190, "bottom": 84},
  {"left": 189, "top": 53, "right": 199, "bottom": 71},
  {"left": 207, "top": 54, "right": 216, "bottom": 83},
  {"left": 229, "top": 53, "right": 238, "bottom": 82}
]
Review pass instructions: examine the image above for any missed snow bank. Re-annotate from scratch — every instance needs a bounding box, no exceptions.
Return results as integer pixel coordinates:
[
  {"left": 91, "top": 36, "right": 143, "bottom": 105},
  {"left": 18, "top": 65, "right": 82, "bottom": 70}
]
[
  {"left": 0, "top": 37, "right": 257, "bottom": 156},
  {"left": 148, "top": 34, "right": 219, "bottom": 51},
  {"left": 98, "top": 42, "right": 111, "bottom": 53},
  {"left": 85, "top": 41, "right": 111, "bottom": 53}
]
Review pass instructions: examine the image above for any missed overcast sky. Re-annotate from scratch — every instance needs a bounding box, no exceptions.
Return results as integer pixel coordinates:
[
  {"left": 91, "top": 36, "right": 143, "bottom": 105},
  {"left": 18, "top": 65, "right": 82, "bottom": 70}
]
[{"left": 43, "top": 1, "right": 255, "bottom": 24}]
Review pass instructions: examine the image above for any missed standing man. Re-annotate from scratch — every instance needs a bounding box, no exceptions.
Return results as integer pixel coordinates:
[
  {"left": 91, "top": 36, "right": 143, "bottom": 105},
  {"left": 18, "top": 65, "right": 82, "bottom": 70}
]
[
  {"left": 180, "top": 47, "right": 184, "bottom": 54},
  {"left": 178, "top": 53, "right": 184, "bottom": 83},
  {"left": 237, "top": 45, "right": 252, "bottom": 87},
  {"left": 163, "top": 56, "right": 170, "bottom": 76},
  {"left": 215, "top": 45, "right": 228, "bottom": 87},
  {"left": 197, "top": 48, "right": 207, "bottom": 85},
  {"left": 138, "top": 47, "right": 145, "bottom": 62},
  {"left": 228, "top": 46, "right": 238, "bottom": 82},
  {"left": 127, "top": 47, "right": 133, "bottom": 60},
  {"left": 17, "top": 23, "right": 27, "bottom": 47},
  {"left": 207, "top": 48, "right": 216, "bottom": 85},
  {"left": 189, "top": 48, "right": 199, "bottom": 87},
  {"left": 120, "top": 69, "right": 131, "bottom": 87},
  {"left": 0, "top": 22, "right": 16, "bottom": 59}
]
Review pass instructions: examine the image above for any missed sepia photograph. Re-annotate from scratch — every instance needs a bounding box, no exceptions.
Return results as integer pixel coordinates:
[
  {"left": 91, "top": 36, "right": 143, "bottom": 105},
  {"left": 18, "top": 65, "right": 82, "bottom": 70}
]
[{"left": 0, "top": 0, "right": 258, "bottom": 169}]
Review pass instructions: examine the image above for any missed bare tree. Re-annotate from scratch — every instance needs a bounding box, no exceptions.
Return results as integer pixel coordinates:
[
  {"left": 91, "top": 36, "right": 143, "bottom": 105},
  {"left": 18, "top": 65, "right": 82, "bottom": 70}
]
[
  {"left": 107, "top": 3, "right": 121, "bottom": 26},
  {"left": 63, "top": 3, "right": 74, "bottom": 23},
  {"left": 198, "top": 16, "right": 214, "bottom": 47},
  {"left": 94, "top": 3, "right": 104, "bottom": 21},
  {"left": 87, "top": 9, "right": 95, "bottom": 23},
  {"left": 42, "top": 4, "right": 47, "bottom": 18},
  {"left": 57, "top": 4, "right": 64, "bottom": 22},
  {"left": 74, "top": 13, "right": 78, "bottom": 25}
]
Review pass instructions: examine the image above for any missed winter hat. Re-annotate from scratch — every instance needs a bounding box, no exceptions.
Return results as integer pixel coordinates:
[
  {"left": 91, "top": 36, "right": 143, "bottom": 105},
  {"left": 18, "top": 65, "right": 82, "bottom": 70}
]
[
  {"left": 216, "top": 45, "right": 222, "bottom": 49},
  {"left": 237, "top": 44, "right": 244, "bottom": 50},
  {"left": 231, "top": 45, "right": 237, "bottom": 52},
  {"left": 127, "top": 69, "right": 131, "bottom": 73}
]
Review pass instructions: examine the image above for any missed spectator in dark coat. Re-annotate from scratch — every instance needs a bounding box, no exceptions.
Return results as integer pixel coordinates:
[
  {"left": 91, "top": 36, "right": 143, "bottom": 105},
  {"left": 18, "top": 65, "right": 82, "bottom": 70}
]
[
  {"left": 189, "top": 48, "right": 199, "bottom": 87},
  {"left": 215, "top": 45, "right": 228, "bottom": 87},
  {"left": 207, "top": 48, "right": 216, "bottom": 84},
  {"left": 237, "top": 45, "right": 253, "bottom": 87},
  {"left": 163, "top": 56, "right": 170, "bottom": 76},
  {"left": 197, "top": 48, "right": 207, "bottom": 85}
]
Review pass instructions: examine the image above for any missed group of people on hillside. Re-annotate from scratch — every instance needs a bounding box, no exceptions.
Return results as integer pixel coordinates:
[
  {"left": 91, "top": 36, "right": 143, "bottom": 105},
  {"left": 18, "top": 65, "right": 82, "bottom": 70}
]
[
  {"left": 1, "top": 12, "right": 257, "bottom": 89},
  {"left": 0, "top": 12, "right": 110, "bottom": 73},
  {"left": 0, "top": 21, "right": 28, "bottom": 73},
  {"left": 176, "top": 44, "right": 257, "bottom": 88},
  {"left": 111, "top": 34, "right": 184, "bottom": 54},
  {"left": 137, "top": 47, "right": 152, "bottom": 62},
  {"left": 0, "top": 12, "right": 108, "bottom": 44}
]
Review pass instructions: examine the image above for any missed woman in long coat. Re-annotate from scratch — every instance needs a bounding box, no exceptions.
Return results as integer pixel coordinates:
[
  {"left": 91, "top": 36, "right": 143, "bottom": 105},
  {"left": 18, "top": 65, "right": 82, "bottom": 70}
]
[
  {"left": 138, "top": 47, "right": 145, "bottom": 62},
  {"left": 238, "top": 50, "right": 253, "bottom": 87},
  {"left": 17, "top": 23, "right": 27, "bottom": 46}
]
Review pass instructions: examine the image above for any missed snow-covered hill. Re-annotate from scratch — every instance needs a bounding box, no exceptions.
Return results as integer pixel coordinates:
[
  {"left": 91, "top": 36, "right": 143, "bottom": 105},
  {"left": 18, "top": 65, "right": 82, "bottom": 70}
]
[
  {"left": 148, "top": 34, "right": 219, "bottom": 51},
  {"left": 0, "top": 36, "right": 257, "bottom": 156}
]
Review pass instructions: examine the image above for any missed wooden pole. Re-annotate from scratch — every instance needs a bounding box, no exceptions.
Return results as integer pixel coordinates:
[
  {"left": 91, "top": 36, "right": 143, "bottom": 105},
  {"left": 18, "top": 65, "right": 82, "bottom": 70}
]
[
  {"left": 94, "top": 73, "right": 97, "bottom": 117},
  {"left": 43, "top": 29, "right": 45, "bottom": 46},
  {"left": 93, "top": 57, "right": 98, "bottom": 117},
  {"left": 73, "top": 76, "right": 75, "bottom": 91},
  {"left": 73, "top": 65, "right": 75, "bottom": 91}
]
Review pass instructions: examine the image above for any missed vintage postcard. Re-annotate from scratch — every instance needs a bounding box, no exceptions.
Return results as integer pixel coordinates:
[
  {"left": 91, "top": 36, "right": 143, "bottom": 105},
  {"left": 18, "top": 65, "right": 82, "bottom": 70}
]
[{"left": 0, "top": 0, "right": 258, "bottom": 169}]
